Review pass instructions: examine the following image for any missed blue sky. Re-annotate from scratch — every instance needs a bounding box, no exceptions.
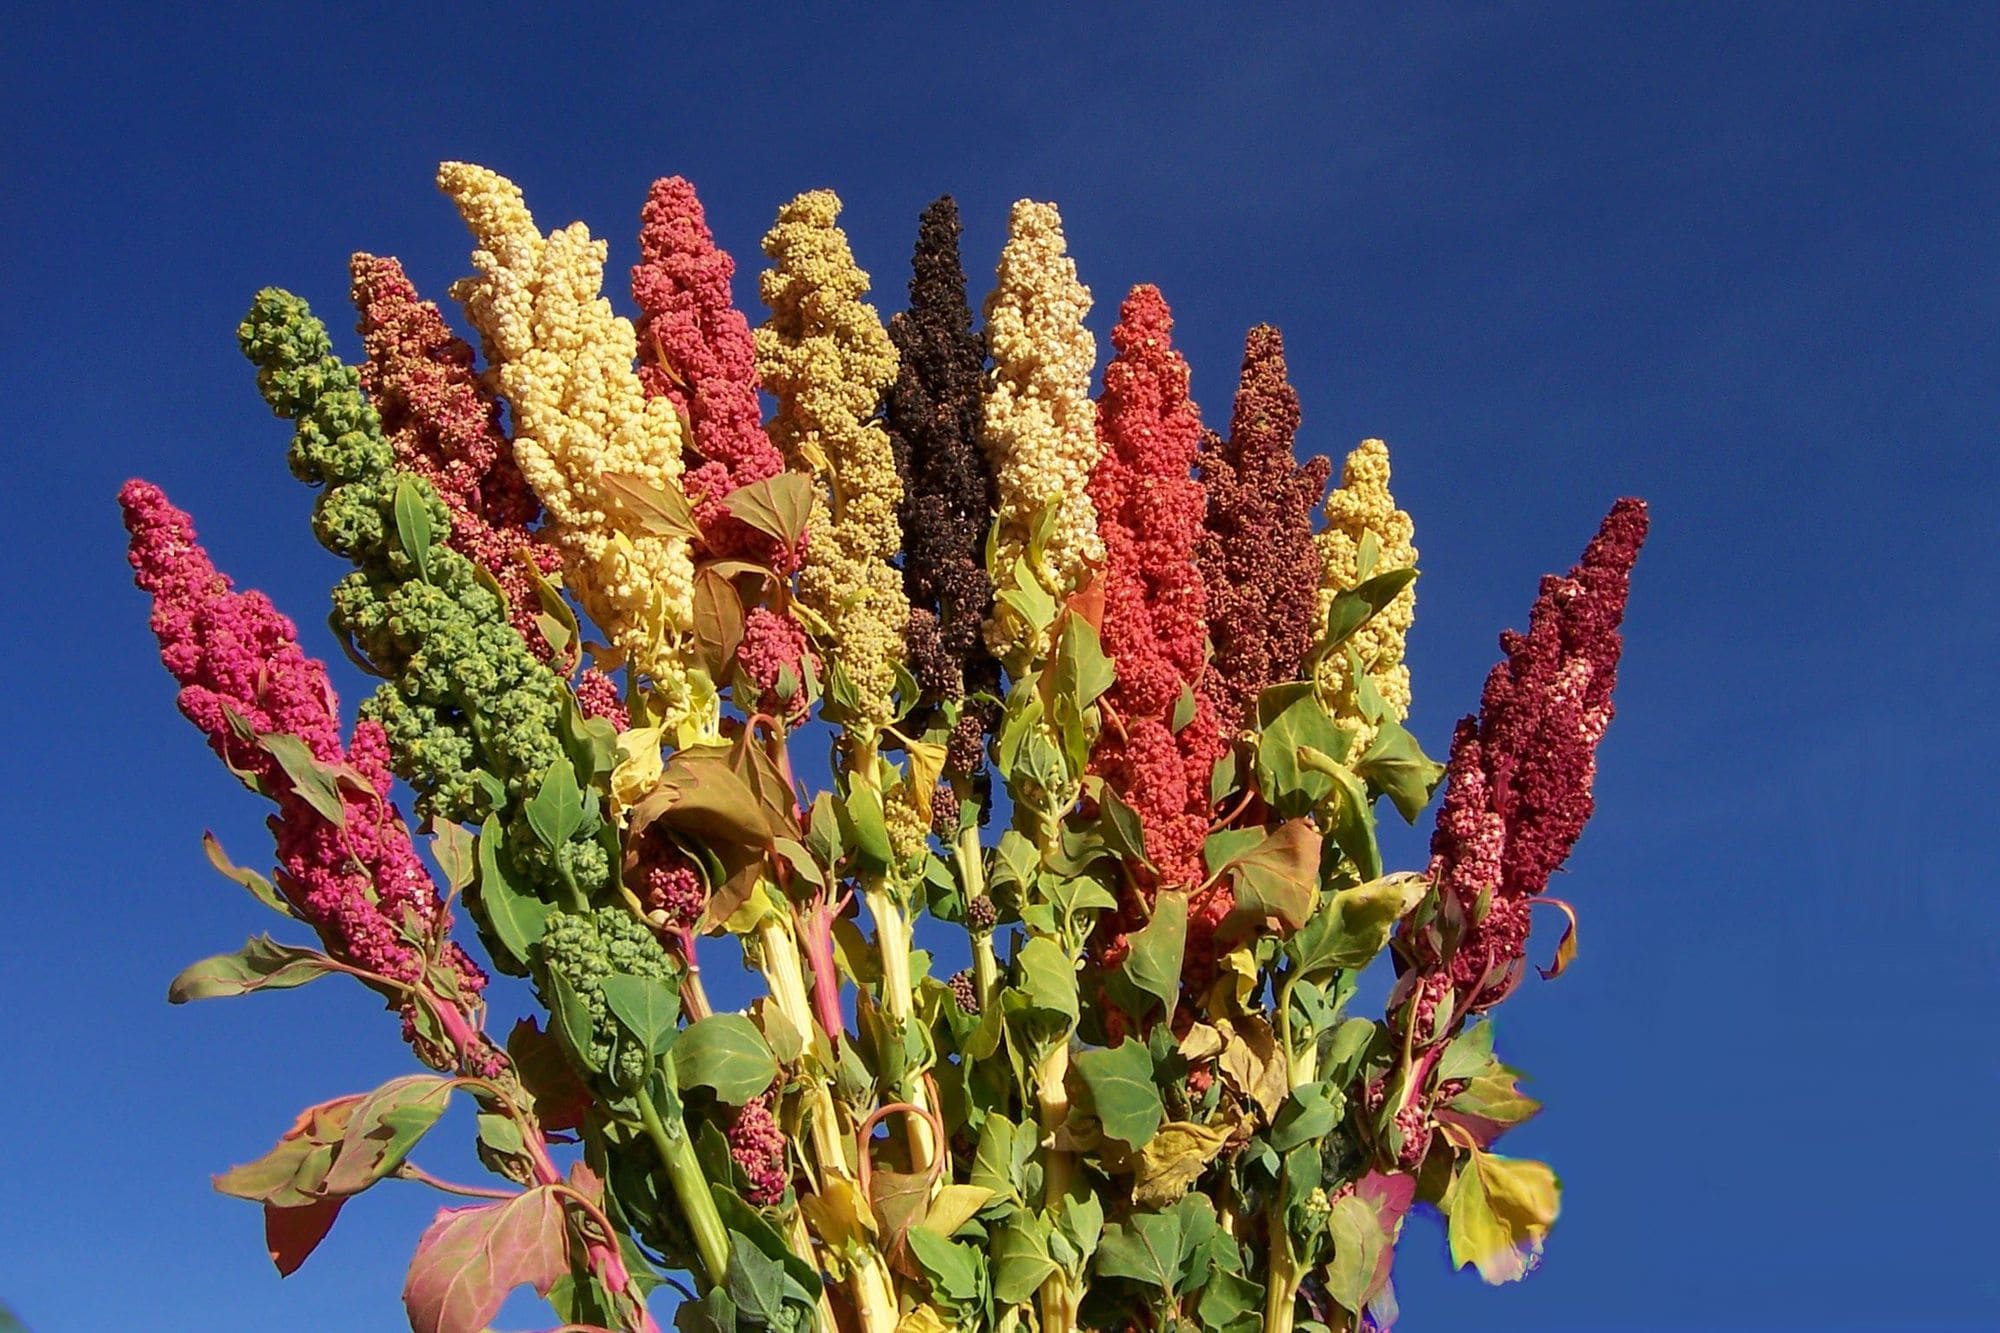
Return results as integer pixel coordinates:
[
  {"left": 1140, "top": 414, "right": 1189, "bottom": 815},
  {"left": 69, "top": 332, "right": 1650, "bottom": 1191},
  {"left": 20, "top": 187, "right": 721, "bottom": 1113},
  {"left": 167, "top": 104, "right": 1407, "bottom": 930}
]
[{"left": 3, "top": 3, "right": 1996, "bottom": 1329}]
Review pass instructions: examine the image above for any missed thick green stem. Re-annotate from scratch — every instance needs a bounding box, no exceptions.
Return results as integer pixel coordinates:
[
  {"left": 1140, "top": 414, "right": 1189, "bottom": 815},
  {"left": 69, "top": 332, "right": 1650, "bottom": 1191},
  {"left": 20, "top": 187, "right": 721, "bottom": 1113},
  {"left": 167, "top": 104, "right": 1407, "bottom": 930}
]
[
  {"left": 636, "top": 1088, "right": 730, "bottom": 1288},
  {"left": 1264, "top": 1169, "right": 1300, "bottom": 1333}
]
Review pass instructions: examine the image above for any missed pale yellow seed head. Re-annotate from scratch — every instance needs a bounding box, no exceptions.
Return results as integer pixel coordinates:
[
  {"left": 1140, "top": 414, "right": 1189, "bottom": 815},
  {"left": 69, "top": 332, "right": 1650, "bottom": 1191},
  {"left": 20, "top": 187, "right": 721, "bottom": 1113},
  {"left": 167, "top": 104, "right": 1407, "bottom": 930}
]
[
  {"left": 981, "top": 200, "right": 1102, "bottom": 661},
  {"left": 757, "top": 190, "right": 907, "bottom": 734},
  {"left": 1315, "top": 438, "right": 1418, "bottom": 752},
  {"left": 438, "top": 163, "right": 705, "bottom": 734}
]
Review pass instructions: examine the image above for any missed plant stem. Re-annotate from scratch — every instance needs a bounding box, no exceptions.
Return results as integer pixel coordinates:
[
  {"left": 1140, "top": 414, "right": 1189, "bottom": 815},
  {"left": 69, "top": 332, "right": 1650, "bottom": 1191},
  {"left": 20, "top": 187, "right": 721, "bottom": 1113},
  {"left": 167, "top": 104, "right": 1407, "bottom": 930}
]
[
  {"left": 1263, "top": 1171, "right": 1300, "bottom": 1333},
  {"left": 864, "top": 883, "right": 938, "bottom": 1173},
  {"left": 635, "top": 1087, "right": 730, "bottom": 1289}
]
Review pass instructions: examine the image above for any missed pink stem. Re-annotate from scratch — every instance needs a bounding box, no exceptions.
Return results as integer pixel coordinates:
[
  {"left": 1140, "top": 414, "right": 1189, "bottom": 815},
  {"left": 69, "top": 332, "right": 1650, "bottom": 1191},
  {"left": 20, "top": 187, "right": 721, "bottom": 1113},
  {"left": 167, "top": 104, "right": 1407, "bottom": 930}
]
[
  {"left": 431, "top": 991, "right": 664, "bottom": 1333},
  {"left": 802, "top": 897, "right": 845, "bottom": 1048}
]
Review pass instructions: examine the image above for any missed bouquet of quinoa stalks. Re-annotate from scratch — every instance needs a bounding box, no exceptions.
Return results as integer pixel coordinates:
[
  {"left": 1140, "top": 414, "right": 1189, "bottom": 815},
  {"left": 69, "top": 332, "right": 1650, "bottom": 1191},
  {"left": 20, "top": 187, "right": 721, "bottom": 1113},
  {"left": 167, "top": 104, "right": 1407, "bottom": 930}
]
[{"left": 123, "top": 162, "right": 1648, "bottom": 1333}]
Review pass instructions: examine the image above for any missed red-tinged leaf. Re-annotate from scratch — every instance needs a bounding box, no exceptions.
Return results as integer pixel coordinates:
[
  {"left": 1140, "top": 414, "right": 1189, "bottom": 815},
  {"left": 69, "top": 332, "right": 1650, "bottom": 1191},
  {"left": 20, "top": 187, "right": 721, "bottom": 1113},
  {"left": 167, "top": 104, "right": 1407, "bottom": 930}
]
[
  {"left": 721, "top": 472, "right": 814, "bottom": 549},
  {"left": 168, "top": 934, "right": 337, "bottom": 1003},
  {"left": 508, "top": 1018, "right": 593, "bottom": 1132},
  {"left": 1217, "top": 819, "right": 1322, "bottom": 940},
  {"left": 404, "top": 1187, "right": 571, "bottom": 1333},
  {"left": 601, "top": 471, "right": 701, "bottom": 541},
  {"left": 215, "top": 1096, "right": 366, "bottom": 1207},
  {"left": 321, "top": 1075, "right": 456, "bottom": 1196},
  {"left": 1066, "top": 575, "right": 1105, "bottom": 631},
  {"left": 1534, "top": 898, "right": 1579, "bottom": 980},
  {"left": 265, "top": 1197, "right": 344, "bottom": 1276},
  {"left": 1356, "top": 1171, "right": 1417, "bottom": 1298}
]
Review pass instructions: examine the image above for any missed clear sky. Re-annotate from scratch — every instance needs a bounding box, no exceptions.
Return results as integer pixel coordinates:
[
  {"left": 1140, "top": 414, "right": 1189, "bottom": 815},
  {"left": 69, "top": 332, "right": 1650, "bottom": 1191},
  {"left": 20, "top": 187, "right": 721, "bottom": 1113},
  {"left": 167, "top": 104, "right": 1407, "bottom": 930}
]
[{"left": 3, "top": 4, "right": 1995, "bottom": 1330}]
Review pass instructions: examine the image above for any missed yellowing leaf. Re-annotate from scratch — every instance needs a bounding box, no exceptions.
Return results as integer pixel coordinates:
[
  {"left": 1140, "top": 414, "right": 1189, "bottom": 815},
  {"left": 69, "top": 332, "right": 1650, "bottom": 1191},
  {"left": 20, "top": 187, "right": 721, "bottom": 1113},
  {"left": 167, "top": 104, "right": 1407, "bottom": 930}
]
[
  {"left": 896, "top": 1303, "right": 954, "bottom": 1333},
  {"left": 1131, "top": 1120, "right": 1232, "bottom": 1209},
  {"left": 917, "top": 1184, "right": 995, "bottom": 1238},
  {"left": 1445, "top": 1146, "right": 1561, "bottom": 1284},
  {"left": 1216, "top": 1015, "right": 1289, "bottom": 1122}
]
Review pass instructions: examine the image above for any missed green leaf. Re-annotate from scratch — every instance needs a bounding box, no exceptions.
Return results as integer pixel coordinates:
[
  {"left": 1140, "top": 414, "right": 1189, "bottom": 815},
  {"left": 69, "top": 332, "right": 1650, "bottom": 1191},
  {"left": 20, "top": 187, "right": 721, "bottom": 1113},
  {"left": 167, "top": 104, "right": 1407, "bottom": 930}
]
[
  {"left": 258, "top": 731, "right": 356, "bottom": 828},
  {"left": 474, "top": 815, "right": 549, "bottom": 972},
  {"left": 202, "top": 831, "right": 295, "bottom": 919},
  {"left": 1052, "top": 613, "right": 1115, "bottom": 711},
  {"left": 1317, "top": 756, "right": 1383, "bottom": 881},
  {"left": 1313, "top": 568, "right": 1418, "bottom": 660},
  {"left": 393, "top": 475, "right": 436, "bottom": 584},
  {"left": 1268, "top": 1082, "right": 1344, "bottom": 1153},
  {"left": 1094, "top": 1209, "right": 1183, "bottom": 1292},
  {"left": 1323, "top": 1193, "right": 1388, "bottom": 1312},
  {"left": 1355, "top": 718, "right": 1444, "bottom": 823},
  {"left": 722, "top": 473, "right": 814, "bottom": 549},
  {"left": 907, "top": 1226, "right": 984, "bottom": 1307},
  {"left": 168, "top": 934, "right": 335, "bottom": 1002},
  {"left": 1113, "top": 889, "right": 1187, "bottom": 1020},
  {"left": 991, "top": 1210, "right": 1059, "bottom": 1303},
  {"left": 1074, "top": 1039, "right": 1165, "bottom": 1151},
  {"left": 324, "top": 1074, "right": 456, "bottom": 1195},
  {"left": 600, "top": 973, "right": 682, "bottom": 1055},
  {"left": 712, "top": 1186, "right": 821, "bottom": 1301},
  {"left": 839, "top": 782, "right": 894, "bottom": 871},
  {"left": 1170, "top": 680, "right": 1198, "bottom": 733},
  {"left": 1436, "top": 1022, "right": 1495, "bottom": 1084},
  {"left": 1196, "top": 1266, "right": 1265, "bottom": 1333},
  {"left": 427, "top": 821, "right": 476, "bottom": 897},
  {"left": 724, "top": 1226, "right": 799, "bottom": 1327},
  {"left": 671, "top": 1014, "right": 777, "bottom": 1105},
  {"left": 1015, "top": 936, "right": 1079, "bottom": 1027},
  {"left": 970, "top": 1115, "right": 1034, "bottom": 1201},
  {"left": 1286, "top": 873, "right": 1428, "bottom": 976},
  {"left": 1254, "top": 684, "right": 1348, "bottom": 818},
  {"left": 545, "top": 969, "right": 600, "bottom": 1073},
  {"left": 524, "top": 761, "right": 590, "bottom": 852}
]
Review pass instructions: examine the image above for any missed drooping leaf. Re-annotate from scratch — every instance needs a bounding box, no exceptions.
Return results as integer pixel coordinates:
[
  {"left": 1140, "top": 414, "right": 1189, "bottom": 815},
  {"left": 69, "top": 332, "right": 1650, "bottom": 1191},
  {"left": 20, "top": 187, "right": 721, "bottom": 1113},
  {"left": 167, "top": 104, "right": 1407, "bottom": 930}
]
[
  {"left": 202, "top": 831, "right": 295, "bottom": 919},
  {"left": 1074, "top": 1039, "right": 1165, "bottom": 1151},
  {"left": 474, "top": 815, "right": 549, "bottom": 973},
  {"left": 1254, "top": 683, "right": 1348, "bottom": 817},
  {"left": 1051, "top": 613, "right": 1115, "bottom": 712},
  {"left": 907, "top": 1227, "right": 983, "bottom": 1308},
  {"left": 1130, "top": 1120, "right": 1233, "bottom": 1209},
  {"left": 1094, "top": 1209, "right": 1183, "bottom": 1291},
  {"left": 671, "top": 1014, "right": 777, "bottom": 1105},
  {"left": 1113, "top": 889, "right": 1187, "bottom": 1020},
  {"left": 1015, "top": 936, "right": 1080, "bottom": 1027},
  {"left": 404, "top": 1187, "right": 570, "bottom": 1333},
  {"left": 257, "top": 731, "right": 359, "bottom": 829},
  {"left": 991, "top": 1210, "right": 1059, "bottom": 1303},
  {"left": 1355, "top": 717, "right": 1444, "bottom": 824},
  {"left": 523, "top": 760, "right": 592, "bottom": 852},
  {"left": 264, "top": 1197, "right": 344, "bottom": 1277},
  {"left": 1312, "top": 568, "right": 1419, "bottom": 661},
  {"left": 168, "top": 935, "right": 336, "bottom": 1003},
  {"left": 322, "top": 1075, "right": 455, "bottom": 1195},
  {"left": 1268, "top": 1082, "right": 1344, "bottom": 1153}
]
